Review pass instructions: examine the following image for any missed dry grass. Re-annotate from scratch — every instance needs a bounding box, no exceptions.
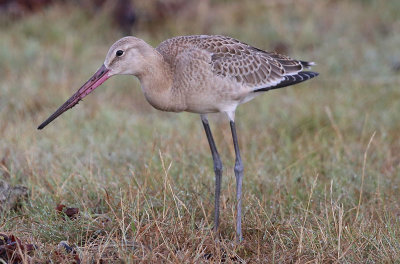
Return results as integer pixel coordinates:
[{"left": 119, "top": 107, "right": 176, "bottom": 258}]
[{"left": 1, "top": 0, "right": 400, "bottom": 262}]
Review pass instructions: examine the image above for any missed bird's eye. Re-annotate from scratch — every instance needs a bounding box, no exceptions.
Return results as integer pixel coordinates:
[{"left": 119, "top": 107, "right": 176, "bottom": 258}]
[{"left": 116, "top": 50, "right": 124, "bottom": 57}]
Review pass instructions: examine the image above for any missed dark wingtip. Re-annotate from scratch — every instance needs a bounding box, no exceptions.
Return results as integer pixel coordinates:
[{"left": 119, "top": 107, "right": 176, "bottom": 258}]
[
  {"left": 300, "top": 61, "right": 316, "bottom": 68},
  {"left": 254, "top": 71, "right": 319, "bottom": 92}
]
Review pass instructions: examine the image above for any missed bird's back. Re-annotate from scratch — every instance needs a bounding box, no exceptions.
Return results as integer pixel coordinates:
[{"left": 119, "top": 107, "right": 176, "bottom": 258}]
[{"left": 156, "top": 35, "right": 318, "bottom": 93}]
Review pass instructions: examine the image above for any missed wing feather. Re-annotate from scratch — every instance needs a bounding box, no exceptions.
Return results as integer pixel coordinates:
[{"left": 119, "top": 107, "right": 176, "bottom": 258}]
[
  {"left": 157, "top": 35, "right": 317, "bottom": 90},
  {"left": 191, "top": 35, "right": 314, "bottom": 88}
]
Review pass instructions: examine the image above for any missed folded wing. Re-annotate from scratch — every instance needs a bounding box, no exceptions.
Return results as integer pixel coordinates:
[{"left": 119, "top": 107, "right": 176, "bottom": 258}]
[{"left": 188, "top": 35, "right": 318, "bottom": 90}]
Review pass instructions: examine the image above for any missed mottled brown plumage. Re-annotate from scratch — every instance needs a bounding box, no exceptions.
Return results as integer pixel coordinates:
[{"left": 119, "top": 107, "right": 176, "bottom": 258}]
[{"left": 157, "top": 35, "right": 315, "bottom": 91}]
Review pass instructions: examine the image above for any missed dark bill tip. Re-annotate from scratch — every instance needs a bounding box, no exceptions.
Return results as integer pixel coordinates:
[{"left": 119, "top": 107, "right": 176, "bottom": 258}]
[
  {"left": 37, "top": 92, "right": 81, "bottom": 130},
  {"left": 37, "top": 64, "right": 109, "bottom": 130}
]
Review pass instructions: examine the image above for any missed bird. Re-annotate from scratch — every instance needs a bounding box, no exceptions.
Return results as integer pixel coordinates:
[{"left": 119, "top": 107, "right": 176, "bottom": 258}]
[{"left": 38, "top": 35, "right": 318, "bottom": 242}]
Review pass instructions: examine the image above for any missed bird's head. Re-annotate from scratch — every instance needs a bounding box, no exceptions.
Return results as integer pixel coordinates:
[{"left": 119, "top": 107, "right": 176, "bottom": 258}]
[
  {"left": 104, "top": 36, "right": 155, "bottom": 77},
  {"left": 38, "top": 36, "right": 154, "bottom": 130}
]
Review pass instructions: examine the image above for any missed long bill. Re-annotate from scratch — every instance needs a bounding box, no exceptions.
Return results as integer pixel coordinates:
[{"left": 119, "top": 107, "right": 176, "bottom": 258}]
[{"left": 38, "top": 64, "right": 110, "bottom": 130}]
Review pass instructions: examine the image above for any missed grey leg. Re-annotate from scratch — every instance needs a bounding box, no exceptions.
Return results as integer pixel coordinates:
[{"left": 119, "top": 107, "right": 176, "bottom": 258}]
[
  {"left": 230, "top": 120, "right": 244, "bottom": 242},
  {"left": 201, "top": 115, "right": 223, "bottom": 232}
]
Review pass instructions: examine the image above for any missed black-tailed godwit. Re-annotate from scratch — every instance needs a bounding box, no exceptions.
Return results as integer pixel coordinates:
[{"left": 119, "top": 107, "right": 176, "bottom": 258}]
[{"left": 38, "top": 35, "right": 318, "bottom": 241}]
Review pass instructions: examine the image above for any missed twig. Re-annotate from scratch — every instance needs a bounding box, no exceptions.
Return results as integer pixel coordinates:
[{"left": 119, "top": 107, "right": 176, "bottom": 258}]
[
  {"left": 355, "top": 131, "right": 376, "bottom": 221},
  {"left": 297, "top": 173, "right": 319, "bottom": 255},
  {"left": 325, "top": 106, "right": 351, "bottom": 157}
]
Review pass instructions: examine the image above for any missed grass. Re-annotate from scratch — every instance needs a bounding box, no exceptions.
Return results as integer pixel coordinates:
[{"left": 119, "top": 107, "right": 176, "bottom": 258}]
[{"left": 1, "top": 0, "right": 400, "bottom": 262}]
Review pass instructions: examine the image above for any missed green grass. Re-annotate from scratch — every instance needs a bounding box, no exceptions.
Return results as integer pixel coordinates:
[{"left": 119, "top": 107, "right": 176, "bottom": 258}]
[{"left": 1, "top": 0, "right": 400, "bottom": 262}]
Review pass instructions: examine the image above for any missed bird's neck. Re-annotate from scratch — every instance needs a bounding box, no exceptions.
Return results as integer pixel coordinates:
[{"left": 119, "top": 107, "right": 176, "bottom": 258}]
[{"left": 137, "top": 51, "right": 183, "bottom": 112}]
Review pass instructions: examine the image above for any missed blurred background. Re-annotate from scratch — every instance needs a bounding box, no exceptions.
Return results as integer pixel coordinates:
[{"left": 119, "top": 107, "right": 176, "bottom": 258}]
[
  {"left": 0, "top": 0, "right": 400, "bottom": 261},
  {"left": 1, "top": 0, "right": 399, "bottom": 174}
]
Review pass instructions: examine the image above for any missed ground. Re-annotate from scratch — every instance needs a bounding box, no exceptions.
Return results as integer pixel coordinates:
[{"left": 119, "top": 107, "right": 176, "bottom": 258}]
[{"left": 1, "top": 0, "right": 400, "bottom": 262}]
